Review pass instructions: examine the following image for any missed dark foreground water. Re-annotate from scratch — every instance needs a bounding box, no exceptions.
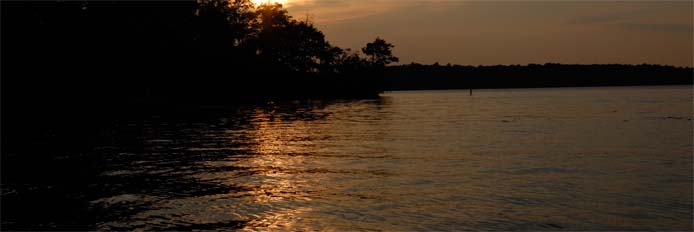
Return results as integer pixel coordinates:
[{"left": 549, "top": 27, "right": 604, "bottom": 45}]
[{"left": 2, "top": 86, "right": 693, "bottom": 230}]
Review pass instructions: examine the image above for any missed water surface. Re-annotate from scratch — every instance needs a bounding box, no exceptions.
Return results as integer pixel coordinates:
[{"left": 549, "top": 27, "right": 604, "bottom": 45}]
[{"left": 3, "top": 86, "right": 692, "bottom": 230}]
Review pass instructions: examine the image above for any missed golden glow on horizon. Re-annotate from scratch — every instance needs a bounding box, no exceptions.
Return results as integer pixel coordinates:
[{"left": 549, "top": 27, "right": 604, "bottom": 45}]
[{"left": 252, "top": 0, "right": 289, "bottom": 6}]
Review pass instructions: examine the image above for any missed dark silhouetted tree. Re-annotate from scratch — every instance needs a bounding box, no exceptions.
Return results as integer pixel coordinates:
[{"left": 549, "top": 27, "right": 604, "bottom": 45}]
[
  {"left": 362, "top": 37, "right": 399, "bottom": 68},
  {"left": 318, "top": 46, "right": 345, "bottom": 73},
  {"left": 194, "top": 0, "right": 258, "bottom": 50},
  {"left": 333, "top": 49, "right": 369, "bottom": 75},
  {"left": 254, "top": 3, "right": 334, "bottom": 72}
]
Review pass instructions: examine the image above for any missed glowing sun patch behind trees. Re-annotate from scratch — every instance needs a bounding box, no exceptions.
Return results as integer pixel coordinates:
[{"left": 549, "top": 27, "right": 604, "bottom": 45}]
[{"left": 252, "top": 0, "right": 289, "bottom": 6}]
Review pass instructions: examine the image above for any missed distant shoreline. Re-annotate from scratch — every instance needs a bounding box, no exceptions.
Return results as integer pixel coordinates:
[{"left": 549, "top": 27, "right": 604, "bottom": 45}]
[
  {"left": 385, "top": 63, "right": 693, "bottom": 91},
  {"left": 384, "top": 83, "right": 693, "bottom": 93}
]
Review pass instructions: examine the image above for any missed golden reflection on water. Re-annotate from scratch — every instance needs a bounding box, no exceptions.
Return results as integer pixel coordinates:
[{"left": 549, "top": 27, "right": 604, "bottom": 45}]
[
  {"left": 231, "top": 107, "right": 318, "bottom": 230},
  {"left": 89, "top": 87, "right": 692, "bottom": 231}
]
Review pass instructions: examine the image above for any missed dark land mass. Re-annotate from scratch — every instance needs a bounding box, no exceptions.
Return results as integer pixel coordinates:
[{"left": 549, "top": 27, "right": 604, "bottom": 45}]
[
  {"left": 2, "top": 0, "right": 392, "bottom": 156},
  {"left": 385, "top": 63, "right": 693, "bottom": 91}
]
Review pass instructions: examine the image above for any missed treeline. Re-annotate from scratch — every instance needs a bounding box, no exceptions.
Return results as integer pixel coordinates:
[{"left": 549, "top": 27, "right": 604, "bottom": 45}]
[
  {"left": 385, "top": 63, "right": 693, "bottom": 90},
  {"left": 2, "top": 0, "right": 398, "bottom": 109}
]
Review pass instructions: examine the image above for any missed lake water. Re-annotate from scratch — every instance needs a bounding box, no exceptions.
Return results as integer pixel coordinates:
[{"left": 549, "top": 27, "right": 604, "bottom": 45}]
[{"left": 3, "top": 86, "right": 693, "bottom": 230}]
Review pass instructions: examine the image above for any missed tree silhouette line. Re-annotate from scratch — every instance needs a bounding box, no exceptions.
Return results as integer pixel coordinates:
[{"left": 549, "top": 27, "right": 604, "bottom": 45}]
[
  {"left": 386, "top": 63, "right": 693, "bottom": 90},
  {"left": 3, "top": 0, "right": 398, "bottom": 110}
]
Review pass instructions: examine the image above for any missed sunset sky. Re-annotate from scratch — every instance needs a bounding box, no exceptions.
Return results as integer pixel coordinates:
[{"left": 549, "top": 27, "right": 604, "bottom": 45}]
[{"left": 276, "top": 0, "right": 693, "bottom": 67}]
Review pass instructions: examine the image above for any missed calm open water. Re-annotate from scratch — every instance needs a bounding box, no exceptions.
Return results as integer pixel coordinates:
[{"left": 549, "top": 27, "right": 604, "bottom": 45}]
[{"left": 3, "top": 86, "right": 693, "bottom": 230}]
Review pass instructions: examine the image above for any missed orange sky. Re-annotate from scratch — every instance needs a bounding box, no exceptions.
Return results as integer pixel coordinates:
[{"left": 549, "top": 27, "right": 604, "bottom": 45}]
[{"left": 284, "top": 0, "right": 693, "bottom": 67}]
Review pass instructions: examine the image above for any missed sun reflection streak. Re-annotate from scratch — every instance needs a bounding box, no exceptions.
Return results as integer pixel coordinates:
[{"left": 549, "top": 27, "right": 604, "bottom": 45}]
[{"left": 229, "top": 107, "right": 322, "bottom": 230}]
